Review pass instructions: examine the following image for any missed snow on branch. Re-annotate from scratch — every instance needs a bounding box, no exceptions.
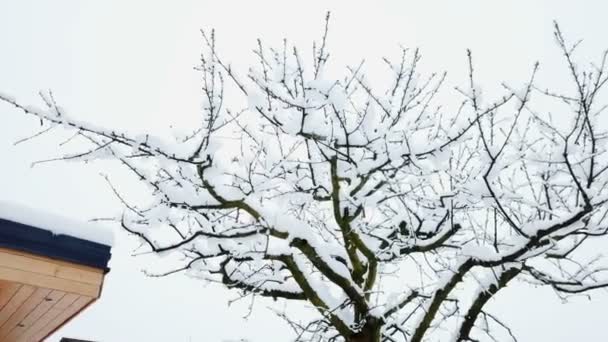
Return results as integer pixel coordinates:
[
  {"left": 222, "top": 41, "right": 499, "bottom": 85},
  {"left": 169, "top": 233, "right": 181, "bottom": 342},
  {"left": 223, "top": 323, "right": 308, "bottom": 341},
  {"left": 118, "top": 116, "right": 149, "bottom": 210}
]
[{"left": 2, "top": 15, "right": 608, "bottom": 342}]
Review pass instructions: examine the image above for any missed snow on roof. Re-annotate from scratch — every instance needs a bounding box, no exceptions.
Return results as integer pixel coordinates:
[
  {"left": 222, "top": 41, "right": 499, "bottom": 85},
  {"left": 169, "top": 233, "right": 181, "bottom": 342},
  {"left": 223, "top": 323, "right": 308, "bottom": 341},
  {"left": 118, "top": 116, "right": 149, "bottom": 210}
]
[{"left": 0, "top": 200, "right": 114, "bottom": 246}]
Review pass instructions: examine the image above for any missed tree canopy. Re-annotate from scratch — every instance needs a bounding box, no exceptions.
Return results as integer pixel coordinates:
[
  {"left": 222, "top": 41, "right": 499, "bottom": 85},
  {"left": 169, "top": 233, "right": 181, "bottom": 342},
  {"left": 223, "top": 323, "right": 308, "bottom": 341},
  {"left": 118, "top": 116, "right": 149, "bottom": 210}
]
[{"left": 2, "top": 14, "right": 608, "bottom": 342}]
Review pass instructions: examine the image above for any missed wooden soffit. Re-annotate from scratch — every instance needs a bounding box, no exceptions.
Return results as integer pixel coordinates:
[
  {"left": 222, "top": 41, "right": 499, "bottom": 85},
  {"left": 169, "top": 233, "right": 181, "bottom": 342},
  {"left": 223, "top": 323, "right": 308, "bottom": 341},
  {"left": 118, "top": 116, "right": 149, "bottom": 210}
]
[{"left": 0, "top": 248, "right": 106, "bottom": 342}]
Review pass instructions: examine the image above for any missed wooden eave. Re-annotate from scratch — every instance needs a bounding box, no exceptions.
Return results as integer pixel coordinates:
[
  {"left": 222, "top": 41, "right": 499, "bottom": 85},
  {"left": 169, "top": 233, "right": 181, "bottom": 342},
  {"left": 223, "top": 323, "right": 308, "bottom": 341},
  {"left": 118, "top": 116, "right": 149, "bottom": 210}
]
[{"left": 0, "top": 217, "right": 111, "bottom": 342}]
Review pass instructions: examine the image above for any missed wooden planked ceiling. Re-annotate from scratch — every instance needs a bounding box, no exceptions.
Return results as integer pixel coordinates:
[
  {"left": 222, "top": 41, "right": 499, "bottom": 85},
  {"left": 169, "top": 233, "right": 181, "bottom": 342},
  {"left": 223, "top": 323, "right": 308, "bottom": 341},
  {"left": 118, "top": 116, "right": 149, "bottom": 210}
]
[{"left": 0, "top": 248, "right": 105, "bottom": 342}]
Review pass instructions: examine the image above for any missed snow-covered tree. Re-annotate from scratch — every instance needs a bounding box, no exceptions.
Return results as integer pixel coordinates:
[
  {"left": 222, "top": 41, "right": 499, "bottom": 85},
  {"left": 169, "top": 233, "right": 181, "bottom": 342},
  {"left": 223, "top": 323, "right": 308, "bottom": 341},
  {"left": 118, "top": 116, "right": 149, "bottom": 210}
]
[{"left": 3, "top": 14, "right": 608, "bottom": 342}]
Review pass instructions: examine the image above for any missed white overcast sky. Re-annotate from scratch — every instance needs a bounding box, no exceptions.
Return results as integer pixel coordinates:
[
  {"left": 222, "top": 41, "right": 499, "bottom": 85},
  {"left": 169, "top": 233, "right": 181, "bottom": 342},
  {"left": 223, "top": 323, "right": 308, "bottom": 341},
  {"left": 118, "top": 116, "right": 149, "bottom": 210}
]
[{"left": 1, "top": 1, "right": 608, "bottom": 341}]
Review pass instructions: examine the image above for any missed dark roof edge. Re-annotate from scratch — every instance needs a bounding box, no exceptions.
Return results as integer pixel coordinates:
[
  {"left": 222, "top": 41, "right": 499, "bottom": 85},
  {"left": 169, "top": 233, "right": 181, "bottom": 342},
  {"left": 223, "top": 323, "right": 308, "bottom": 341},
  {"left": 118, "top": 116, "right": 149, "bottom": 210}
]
[{"left": 0, "top": 218, "right": 111, "bottom": 271}]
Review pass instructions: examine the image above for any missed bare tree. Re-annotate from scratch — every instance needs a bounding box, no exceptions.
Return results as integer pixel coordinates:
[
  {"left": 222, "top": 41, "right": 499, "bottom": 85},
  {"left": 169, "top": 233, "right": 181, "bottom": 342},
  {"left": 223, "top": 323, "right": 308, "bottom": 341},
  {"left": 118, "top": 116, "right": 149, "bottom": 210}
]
[{"left": 2, "top": 13, "right": 608, "bottom": 342}]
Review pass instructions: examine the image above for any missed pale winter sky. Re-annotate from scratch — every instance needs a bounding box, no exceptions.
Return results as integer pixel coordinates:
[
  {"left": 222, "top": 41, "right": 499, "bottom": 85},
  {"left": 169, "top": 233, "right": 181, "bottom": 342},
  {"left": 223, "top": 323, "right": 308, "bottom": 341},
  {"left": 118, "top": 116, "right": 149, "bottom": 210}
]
[{"left": 1, "top": 1, "right": 607, "bottom": 341}]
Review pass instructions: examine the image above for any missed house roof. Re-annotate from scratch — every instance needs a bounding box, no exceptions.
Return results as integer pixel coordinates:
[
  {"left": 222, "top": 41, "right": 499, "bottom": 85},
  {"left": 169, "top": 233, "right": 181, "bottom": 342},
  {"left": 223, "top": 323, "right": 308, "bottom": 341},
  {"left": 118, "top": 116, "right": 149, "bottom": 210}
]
[
  {"left": 0, "top": 202, "right": 112, "bottom": 341},
  {"left": 0, "top": 201, "right": 113, "bottom": 246},
  {"left": 0, "top": 201, "right": 112, "bottom": 271},
  {"left": 0, "top": 218, "right": 112, "bottom": 271}
]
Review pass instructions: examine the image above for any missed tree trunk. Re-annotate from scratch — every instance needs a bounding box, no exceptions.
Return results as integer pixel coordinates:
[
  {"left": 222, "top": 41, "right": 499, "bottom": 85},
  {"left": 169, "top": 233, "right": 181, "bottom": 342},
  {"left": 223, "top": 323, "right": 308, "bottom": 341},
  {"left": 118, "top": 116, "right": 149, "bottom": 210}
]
[{"left": 347, "top": 321, "right": 381, "bottom": 342}]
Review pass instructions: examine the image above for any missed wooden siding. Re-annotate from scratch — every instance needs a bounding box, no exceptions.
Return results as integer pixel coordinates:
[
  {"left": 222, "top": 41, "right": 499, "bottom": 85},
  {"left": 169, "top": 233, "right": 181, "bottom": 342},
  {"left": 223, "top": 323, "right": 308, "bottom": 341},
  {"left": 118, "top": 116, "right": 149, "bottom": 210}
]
[{"left": 0, "top": 248, "right": 104, "bottom": 342}]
